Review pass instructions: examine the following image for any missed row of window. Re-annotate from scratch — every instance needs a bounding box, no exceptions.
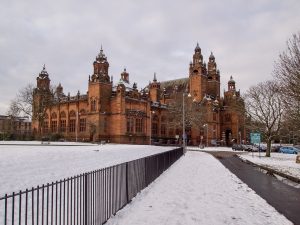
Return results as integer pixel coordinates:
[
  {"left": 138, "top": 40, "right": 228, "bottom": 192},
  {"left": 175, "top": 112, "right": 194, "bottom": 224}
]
[
  {"left": 44, "top": 118, "right": 86, "bottom": 133},
  {"left": 126, "top": 117, "right": 169, "bottom": 136}
]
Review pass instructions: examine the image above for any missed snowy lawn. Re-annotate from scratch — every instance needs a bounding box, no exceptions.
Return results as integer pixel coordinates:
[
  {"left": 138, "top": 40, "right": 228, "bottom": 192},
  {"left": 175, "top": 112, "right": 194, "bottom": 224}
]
[
  {"left": 0, "top": 142, "right": 174, "bottom": 196},
  {"left": 105, "top": 151, "right": 291, "bottom": 225},
  {"left": 238, "top": 152, "right": 300, "bottom": 179}
]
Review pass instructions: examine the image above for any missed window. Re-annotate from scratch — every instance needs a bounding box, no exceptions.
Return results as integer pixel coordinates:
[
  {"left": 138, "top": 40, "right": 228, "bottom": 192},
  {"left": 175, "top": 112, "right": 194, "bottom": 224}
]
[
  {"left": 135, "top": 118, "right": 143, "bottom": 133},
  {"left": 51, "top": 120, "right": 57, "bottom": 132},
  {"left": 127, "top": 117, "right": 134, "bottom": 133},
  {"left": 60, "top": 120, "right": 66, "bottom": 132},
  {"left": 43, "top": 121, "right": 49, "bottom": 133},
  {"left": 161, "top": 124, "right": 166, "bottom": 136},
  {"left": 69, "top": 119, "right": 76, "bottom": 132},
  {"left": 79, "top": 118, "right": 86, "bottom": 132},
  {"left": 91, "top": 99, "right": 97, "bottom": 111},
  {"left": 152, "top": 115, "right": 159, "bottom": 136},
  {"left": 169, "top": 128, "right": 174, "bottom": 137}
]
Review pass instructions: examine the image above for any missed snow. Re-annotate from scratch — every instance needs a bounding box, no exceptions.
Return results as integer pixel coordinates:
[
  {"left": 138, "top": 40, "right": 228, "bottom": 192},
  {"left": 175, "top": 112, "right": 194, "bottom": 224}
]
[
  {"left": 0, "top": 143, "right": 294, "bottom": 224},
  {"left": 188, "top": 146, "right": 235, "bottom": 152},
  {"left": 238, "top": 152, "right": 300, "bottom": 179},
  {"left": 0, "top": 142, "right": 174, "bottom": 196},
  {"left": 105, "top": 152, "right": 292, "bottom": 225}
]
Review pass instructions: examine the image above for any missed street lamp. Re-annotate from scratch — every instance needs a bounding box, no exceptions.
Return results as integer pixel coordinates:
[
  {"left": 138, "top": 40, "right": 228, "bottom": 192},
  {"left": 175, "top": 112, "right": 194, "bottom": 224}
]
[
  {"left": 182, "top": 91, "right": 191, "bottom": 150},
  {"left": 149, "top": 110, "right": 155, "bottom": 145},
  {"left": 203, "top": 123, "right": 208, "bottom": 147}
]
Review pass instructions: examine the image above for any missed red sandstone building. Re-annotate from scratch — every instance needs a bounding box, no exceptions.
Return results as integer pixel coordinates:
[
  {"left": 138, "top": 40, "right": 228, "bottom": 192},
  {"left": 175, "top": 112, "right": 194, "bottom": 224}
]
[{"left": 32, "top": 44, "right": 245, "bottom": 146}]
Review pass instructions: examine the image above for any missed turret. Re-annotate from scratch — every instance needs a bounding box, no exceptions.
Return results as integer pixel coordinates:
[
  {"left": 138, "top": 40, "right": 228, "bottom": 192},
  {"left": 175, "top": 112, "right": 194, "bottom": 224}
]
[
  {"left": 90, "top": 46, "right": 110, "bottom": 83},
  {"left": 121, "top": 68, "right": 129, "bottom": 83},
  {"left": 149, "top": 72, "right": 160, "bottom": 102},
  {"left": 36, "top": 65, "right": 50, "bottom": 90},
  {"left": 228, "top": 76, "right": 236, "bottom": 91}
]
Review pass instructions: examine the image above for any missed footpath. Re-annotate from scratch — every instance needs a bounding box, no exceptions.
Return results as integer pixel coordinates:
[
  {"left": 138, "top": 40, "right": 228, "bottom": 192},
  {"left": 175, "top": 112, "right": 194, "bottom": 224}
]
[
  {"left": 105, "top": 151, "right": 292, "bottom": 225},
  {"left": 209, "top": 151, "right": 300, "bottom": 225}
]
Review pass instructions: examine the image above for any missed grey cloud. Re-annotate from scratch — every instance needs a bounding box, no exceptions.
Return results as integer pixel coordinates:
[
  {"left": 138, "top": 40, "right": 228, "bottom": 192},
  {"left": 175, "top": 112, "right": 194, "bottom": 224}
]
[{"left": 0, "top": 0, "right": 299, "bottom": 114}]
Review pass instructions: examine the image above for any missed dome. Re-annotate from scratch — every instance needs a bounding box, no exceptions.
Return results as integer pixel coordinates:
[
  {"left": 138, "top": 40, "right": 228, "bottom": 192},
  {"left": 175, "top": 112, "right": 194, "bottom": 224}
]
[{"left": 228, "top": 76, "right": 235, "bottom": 83}]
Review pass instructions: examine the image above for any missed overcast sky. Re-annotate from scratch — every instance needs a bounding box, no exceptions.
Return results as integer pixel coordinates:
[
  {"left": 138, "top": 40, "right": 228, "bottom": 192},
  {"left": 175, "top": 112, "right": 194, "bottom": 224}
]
[{"left": 0, "top": 0, "right": 299, "bottom": 115}]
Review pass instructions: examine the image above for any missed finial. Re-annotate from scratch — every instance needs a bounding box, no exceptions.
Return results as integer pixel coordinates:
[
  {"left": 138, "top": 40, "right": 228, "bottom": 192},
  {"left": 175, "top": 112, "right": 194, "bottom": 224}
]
[
  {"left": 101, "top": 44, "right": 103, "bottom": 51},
  {"left": 195, "top": 42, "right": 201, "bottom": 52},
  {"left": 124, "top": 67, "right": 126, "bottom": 72},
  {"left": 153, "top": 72, "right": 157, "bottom": 82},
  {"left": 43, "top": 64, "right": 46, "bottom": 70}
]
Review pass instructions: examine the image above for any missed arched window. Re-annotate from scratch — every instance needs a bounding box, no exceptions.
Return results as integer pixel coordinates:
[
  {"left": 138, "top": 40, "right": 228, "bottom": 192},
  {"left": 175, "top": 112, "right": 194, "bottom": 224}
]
[
  {"left": 161, "top": 116, "right": 166, "bottom": 136},
  {"left": 60, "top": 111, "right": 66, "bottom": 132},
  {"left": 152, "top": 115, "right": 159, "bottom": 136},
  {"left": 91, "top": 99, "right": 97, "bottom": 111},
  {"left": 43, "top": 113, "right": 49, "bottom": 133},
  {"left": 51, "top": 112, "right": 57, "bottom": 132},
  {"left": 60, "top": 111, "right": 66, "bottom": 118},
  {"left": 127, "top": 117, "right": 134, "bottom": 133},
  {"left": 51, "top": 112, "right": 57, "bottom": 119},
  {"left": 69, "top": 110, "right": 76, "bottom": 132},
  {"left": 135, "top": 118, "right": 143, "bottom": 133}
]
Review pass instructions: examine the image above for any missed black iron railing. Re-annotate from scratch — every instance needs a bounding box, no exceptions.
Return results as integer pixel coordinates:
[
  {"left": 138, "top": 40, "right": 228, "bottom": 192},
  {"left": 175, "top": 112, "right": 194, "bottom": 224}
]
[{"left": 0, "top": 147, "right": 183, "bottom": 225}]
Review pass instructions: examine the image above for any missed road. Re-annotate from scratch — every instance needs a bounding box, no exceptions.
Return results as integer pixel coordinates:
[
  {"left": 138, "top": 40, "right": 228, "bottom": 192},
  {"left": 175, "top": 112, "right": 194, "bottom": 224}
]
[{"left": 208, "top": 151, "right": 300, "bottom": 225}]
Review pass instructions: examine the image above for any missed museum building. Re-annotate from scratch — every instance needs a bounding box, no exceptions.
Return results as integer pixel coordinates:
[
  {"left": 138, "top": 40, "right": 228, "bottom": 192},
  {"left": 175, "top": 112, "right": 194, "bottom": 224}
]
[{"left": 32, "top": 44, "right": 245, "bottom": 145}]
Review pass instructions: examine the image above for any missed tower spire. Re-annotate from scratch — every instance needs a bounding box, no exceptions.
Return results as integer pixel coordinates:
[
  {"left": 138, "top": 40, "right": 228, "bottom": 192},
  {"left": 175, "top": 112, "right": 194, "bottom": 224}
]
[{"left": 153, "top": 72, "right": 157, "bottom": 82}]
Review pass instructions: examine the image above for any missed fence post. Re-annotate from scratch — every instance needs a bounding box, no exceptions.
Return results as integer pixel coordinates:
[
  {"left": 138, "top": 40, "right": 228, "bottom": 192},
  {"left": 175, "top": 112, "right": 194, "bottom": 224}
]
[
  {"left": 125, "top": 162, "right": 129, "bottom": 203},
  {"left": 84, "top": 173, "right": 88, "bottom": 225},
  {"left": 4, "top": 194, "right": 7, "bottom": 225}
]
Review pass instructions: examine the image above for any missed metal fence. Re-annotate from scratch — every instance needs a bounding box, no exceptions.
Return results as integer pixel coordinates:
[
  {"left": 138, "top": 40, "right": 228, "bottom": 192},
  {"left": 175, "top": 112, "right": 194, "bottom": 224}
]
[{"left": 0, "top": 147, "right": 183, "bottom": 225}]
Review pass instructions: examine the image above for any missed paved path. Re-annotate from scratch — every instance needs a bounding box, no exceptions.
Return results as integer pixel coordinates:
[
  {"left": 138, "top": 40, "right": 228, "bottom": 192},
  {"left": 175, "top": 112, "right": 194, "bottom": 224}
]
[{"left": 209, "top": 151, "right": 300, "bottom": 225}]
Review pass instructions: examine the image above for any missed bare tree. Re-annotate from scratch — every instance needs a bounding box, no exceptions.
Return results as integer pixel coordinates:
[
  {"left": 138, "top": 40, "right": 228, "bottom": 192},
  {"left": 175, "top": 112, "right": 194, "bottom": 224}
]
[
  {"left": 245, "top": 80, "right": 285, "bottom": 157},
  {"left": 7, "top": 84, "right": 34, "bottom": 117},
  {"left": 8, "top": 83, "right": 57, "bottom": 137},
  {"left": 274, "top": 32, "right": 300, "bottom": 130},
  {"left": 166, "top": 92, "right": 207, "bottom": 138}
]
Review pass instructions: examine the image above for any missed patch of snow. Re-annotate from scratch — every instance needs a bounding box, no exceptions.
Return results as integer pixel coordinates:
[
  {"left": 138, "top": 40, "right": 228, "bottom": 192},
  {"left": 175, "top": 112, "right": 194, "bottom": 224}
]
[
  {"left": 238, "top": 152, "right": 300, "bottom": 179},
  {"left": 105, "top": 152, "right": 291, "bottom": 225},
  {"left": 0, "top": 143, "right": 174, "bottom": 196}
]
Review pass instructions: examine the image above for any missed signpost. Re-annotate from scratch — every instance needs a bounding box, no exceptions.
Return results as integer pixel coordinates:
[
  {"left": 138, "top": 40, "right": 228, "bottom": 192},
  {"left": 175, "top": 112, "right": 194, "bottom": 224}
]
[
  {"left": 250, "top": 133, "right": 261, "bottom": 144},
  {"left": 250, "top": 133, "right": 261, "bottom": 158}
]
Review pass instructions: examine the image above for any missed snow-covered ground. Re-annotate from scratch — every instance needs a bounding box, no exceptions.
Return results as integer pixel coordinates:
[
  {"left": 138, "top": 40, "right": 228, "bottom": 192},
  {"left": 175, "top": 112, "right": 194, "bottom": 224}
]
[
  {"left": 105, "top": 151, "right": 291, "bottom": 225},
  {"left": 238, "top": 152, "right": 300, "bottom": 179},
  {"left": 0, "top": 142, "right": 174, "bottom": 196},
  {"left": 187, "top": 146, "right": 234, "bottom": 152}
]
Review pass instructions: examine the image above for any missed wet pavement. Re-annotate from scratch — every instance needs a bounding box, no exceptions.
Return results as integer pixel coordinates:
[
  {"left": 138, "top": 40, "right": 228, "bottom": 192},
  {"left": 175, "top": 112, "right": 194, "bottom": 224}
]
[{"left": 208, "top": 151, "right": 300, "bottom": 225}]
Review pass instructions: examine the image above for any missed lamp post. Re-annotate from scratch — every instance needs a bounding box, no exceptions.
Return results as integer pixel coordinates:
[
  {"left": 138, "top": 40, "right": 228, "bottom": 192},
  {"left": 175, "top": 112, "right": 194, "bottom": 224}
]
[
  {"left": 203, "top": 123, "right": 208, "bottom": 147},
  {"left": 76, "top": 111, "right": 78, "bottom": 142},
  {"left": 182, "top": 92, "right": 191, "bottom": 150},
  {"left": 149, "top": 110, "right": 154, "bottom": 145}
]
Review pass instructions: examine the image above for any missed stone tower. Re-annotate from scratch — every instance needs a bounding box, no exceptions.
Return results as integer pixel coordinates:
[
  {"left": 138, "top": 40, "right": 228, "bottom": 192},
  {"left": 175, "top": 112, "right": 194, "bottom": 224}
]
[
  {"left": 88, "top": 47, "right": 112, "bottom": 113},
  {"left": 207, "top": 52, "right": 220, "bottom": 99},
  {"left": 189, "top": 43, "right": 207, "bottom": 101}
]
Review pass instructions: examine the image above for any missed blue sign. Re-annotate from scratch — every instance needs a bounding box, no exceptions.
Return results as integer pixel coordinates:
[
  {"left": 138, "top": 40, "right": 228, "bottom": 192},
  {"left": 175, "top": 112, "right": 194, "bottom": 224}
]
[{"left": 250, "top": 133, "right": 261, "bottom": 144}]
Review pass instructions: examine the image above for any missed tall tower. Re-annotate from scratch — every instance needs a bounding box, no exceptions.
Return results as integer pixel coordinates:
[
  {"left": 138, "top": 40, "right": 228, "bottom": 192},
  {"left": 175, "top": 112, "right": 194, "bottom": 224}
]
[
  {"left": 88, "top": 47, "right": 112, "bottom": 113},
  {"left": 207, "top": 52, "right": 220, "bottom": 98},
  {"left": 189, "top": 43, "right": 207, "bottom": 101},
  {"left": 32, "top": 65, "right": 52, "bottom": 134}
]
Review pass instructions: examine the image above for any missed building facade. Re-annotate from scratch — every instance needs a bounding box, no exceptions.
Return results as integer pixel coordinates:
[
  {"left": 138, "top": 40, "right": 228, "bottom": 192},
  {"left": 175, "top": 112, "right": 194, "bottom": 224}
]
[
  {"left": 32, "top": 44, "right": 245, "bottom": 145},
  {"left": 0, "top": 115, "right": 32, "bottom": 140}
]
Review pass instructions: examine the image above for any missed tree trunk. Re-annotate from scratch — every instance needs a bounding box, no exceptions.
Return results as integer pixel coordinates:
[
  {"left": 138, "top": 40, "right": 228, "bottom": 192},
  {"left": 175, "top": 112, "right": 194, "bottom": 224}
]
[{"left": 266, "top": 138, "right": 272, "bottom": 157}]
